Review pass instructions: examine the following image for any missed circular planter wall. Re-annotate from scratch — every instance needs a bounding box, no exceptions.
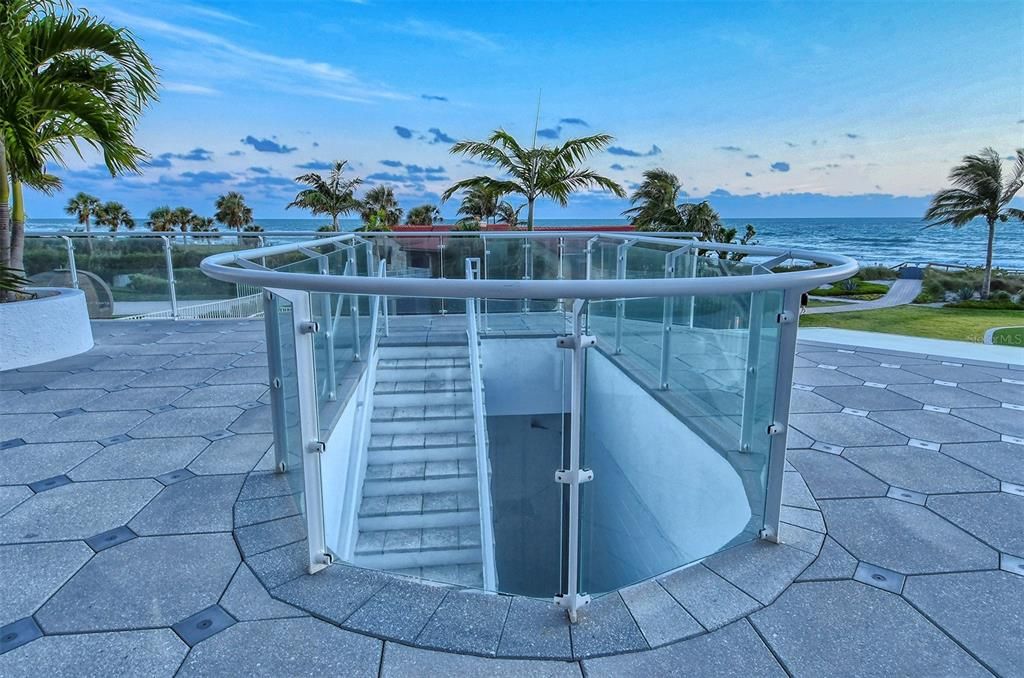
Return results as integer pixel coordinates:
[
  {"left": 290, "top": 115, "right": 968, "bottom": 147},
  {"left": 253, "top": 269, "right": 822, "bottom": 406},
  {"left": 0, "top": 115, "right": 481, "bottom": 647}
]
[{"left": 0, "top": 287, "right": 94, "bottom": 371}]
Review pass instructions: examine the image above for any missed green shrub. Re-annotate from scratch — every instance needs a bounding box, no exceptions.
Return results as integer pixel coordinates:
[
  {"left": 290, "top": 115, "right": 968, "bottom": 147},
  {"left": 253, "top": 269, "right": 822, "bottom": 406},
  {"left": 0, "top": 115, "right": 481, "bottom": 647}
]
[
  {"left": 945, "top": 299, "right": 1024, "bottom": 311},
  {"left": 914, "top": 279, "right": 945, "bottom": 303},
  {"left": 992, "top": 290, "right": 1012, "bottom": 301},
  {"left": 859, "top": 265, "right": 898, "bottom": 280},
  {"left": 956, "top": 286, "right": 976, "bottom": 301},
  {"left": 815, "top": 279, "right": 891, "bottom": 297}
]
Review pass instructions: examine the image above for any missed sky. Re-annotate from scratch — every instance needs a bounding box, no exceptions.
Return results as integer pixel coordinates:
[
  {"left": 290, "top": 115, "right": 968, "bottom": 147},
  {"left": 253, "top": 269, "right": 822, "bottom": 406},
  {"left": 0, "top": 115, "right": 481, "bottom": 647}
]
[{"left": 28, "top": 0, "right": 1024, "bottom": 220}]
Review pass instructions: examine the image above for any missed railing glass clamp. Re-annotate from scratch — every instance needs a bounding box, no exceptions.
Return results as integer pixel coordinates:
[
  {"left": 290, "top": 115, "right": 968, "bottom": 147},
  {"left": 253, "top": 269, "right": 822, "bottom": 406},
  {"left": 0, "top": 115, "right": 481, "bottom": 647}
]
[
  {"left": 776, "top": 311, "right": 796, "bottom": 324},
  {"left": 307, "top": 440, "right": 326, "bottom": 454},
  {"left": 767, "top": 422, "right": 786, "bottom": 436},
  {"left": 299, "top": 321, "right": 320, "bottom": 334},
  {"left": 556, "top": 335, "right": 596, "bottom": 350},
  {"left": 554, "top": 468, "right": 594, "bottom": 484}
]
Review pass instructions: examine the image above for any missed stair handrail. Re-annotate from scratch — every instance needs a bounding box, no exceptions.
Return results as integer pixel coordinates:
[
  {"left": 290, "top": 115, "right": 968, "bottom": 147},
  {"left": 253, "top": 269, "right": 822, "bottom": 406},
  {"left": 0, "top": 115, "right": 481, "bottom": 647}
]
[{"left": 465, "top": 257, "right": 497, "bottom": 591}]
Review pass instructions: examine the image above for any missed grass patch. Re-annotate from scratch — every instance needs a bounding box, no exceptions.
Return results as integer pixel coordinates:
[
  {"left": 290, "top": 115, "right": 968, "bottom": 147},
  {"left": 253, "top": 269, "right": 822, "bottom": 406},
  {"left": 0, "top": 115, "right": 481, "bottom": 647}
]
[
  {"left": 814, "top": 280, "right": 891, "bottom": 297},
  {"left": 806, "top": 299, "right": 848, "bottom": 308},
  {"left": 991, "top": 327, "right": 1024, "bottom": 347},
  {"left": 800, "top": 305, "right": 1024, "bottom": 344}
]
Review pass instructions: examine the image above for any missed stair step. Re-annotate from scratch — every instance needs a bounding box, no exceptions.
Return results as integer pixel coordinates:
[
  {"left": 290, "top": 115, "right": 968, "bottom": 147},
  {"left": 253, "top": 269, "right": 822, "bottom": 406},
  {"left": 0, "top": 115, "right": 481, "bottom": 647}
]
[
  {"left": 378, "top": 357, "right": 471, "bottom": 369},
  {"left": 356, "top": 525, "right": 482, "bottom": 555},
  {"left": 362, "top": 475, "right": 476, "bottom": 497},
  {"left": 392, "top": 564, "right": 484, "bottom": 589},
  {"left": 372, "top": 405, "right": 475, "bottom": 421},
  {"left": 373, "top": 390, "right": 473, "bottom": 408},
  {"left": 365, "top": 458, "right": 478, "bottom": 482},
  {"left": 371, "top": 416, "right": 475, "bottom": 435},
  {"left": 352, "top": 546, "right": 482, "bottom": 570},
  {"left": 375, "top": 366, "right": 471, "bottom": 382},
  {"left": 379, "top": 345, "right": 468, "bottom": 359},
  {"left": 374, "top": 379, "right": 472, "bottom": 395},
  {"left": 368, "top": 445, "right": 476, "bottom": 464},
  {"left": 359, "top": 508, "right": 480, "bottom": 531},
  {"left": 369, "top": 431, "right": 476, "bottom": 449},
  {"left": 360, "top": 489, "right": 480, "bottom": 517}
]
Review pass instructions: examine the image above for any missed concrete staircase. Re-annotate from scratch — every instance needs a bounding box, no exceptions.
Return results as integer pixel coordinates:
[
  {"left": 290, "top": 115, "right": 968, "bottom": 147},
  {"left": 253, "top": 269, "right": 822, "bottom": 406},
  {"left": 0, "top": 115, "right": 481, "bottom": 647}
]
[{"left": 351, "top": 342, "right": 487, "bottom": 588}]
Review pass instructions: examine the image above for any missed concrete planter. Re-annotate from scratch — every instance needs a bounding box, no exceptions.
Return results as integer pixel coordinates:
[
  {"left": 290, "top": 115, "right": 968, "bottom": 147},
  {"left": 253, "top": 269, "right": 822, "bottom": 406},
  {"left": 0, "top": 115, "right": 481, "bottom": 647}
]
[{"left": 0, "top": 287, "right": 94, "bottom": 371}]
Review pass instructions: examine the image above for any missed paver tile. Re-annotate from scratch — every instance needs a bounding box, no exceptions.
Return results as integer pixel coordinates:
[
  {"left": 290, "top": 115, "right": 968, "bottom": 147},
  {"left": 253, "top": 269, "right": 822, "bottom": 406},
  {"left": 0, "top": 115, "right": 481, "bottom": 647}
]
[
  {"left": 382, "top": 641, "right": 580, "bottom": 677},
  {"left": 812, "top": 385, "right": 922, "bottom": 411},
  {"left": 219, "top": 563, "right": 306, "bottom": 621},
  {"left": 497, "top": 595, "right": 574, "bottom": 659},
  {"left": 889, "top": 382, "right": 1001, "bottom": 408},
  {"left": 658, "top": 564, "right": 760, "bottom": 631},
  {"left": 938, "top": 441, "right": 1024, "bottom": 485},
  {"left": 0, "top": 629, "right": 187, "bottom": 677},
  {"left": 68, "top": 436, "right": 208, "bottom": 481},
  {"left": 21, "top": 410, "right": 151, "bottom": 443},
  {"left": 129, "top": 474, "right": 244, "bottom": 535},
  {"left": 868, "top": 409, "right": 999, "bottom": 443},
  {"left": 790, "top": 412, "right": 907, "bottom": 447},
  {"left": 952, "top": 406, "right": 1024, "bottom": 437},
  {"left": 787, "top": 449, "right": 889, "bottom": 499},
  {"left": 129, "top": 406, "right": 242, "bottom": 438},
  {"left": 843, "top": 445, "right": 998, "bottom": 494},
  {"left": 0, "top": 541, "right": 94, "bottom": 625},
  {"left": 0, "top": 441, "right": 100, "bottom": 485},
  {"left": 618, "top": 578, "right": 703, "bottom": 647},
  {"left": 415, "top": 589, "right": 512, "bottom": 656},
  {"left": 927, "top": 491, "right": 1024, "bottom": 557}
]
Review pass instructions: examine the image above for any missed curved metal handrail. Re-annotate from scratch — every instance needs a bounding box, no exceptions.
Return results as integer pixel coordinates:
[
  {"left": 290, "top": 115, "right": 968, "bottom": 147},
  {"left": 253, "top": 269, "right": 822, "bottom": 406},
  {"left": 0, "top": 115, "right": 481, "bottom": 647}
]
[{"left": 200, "top": 231, "right": 859, "bottom": 300}]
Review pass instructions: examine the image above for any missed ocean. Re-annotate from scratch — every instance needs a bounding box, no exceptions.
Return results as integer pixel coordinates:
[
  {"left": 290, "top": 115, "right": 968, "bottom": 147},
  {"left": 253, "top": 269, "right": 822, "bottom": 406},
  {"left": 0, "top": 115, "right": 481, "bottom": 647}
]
[{"left": 24, "top": 216, "right": 1024, "bottom": 270}]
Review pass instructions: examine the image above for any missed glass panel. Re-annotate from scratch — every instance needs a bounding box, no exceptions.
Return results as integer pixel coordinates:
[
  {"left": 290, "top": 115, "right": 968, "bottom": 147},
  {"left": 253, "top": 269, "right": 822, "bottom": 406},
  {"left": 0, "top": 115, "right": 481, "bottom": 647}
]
[
  {"left": 69, "top": 235, "right": 171, "bottom": 318},
  {"left": 265, "top": 292, "right": 306, "bottom": 510},
  {"left": 578, "top": 283, "right": 784, "bottom": 597},
  {"left": 168, "top": 237, "right": 252, "bottom": 317}
]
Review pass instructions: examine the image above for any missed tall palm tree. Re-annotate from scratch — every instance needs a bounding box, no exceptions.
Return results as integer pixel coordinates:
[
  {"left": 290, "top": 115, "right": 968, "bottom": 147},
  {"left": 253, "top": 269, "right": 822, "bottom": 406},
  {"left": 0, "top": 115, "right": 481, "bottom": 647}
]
[
  {"left": 496, "top": 201, "right": 524, "bottom": 229},
  {"left": 214, "top": 192, "right": 253, "bottom": 240},
  {"left": 94, "top": 201, "right": 133, "bottom": 232},
  {"left": 169, "top": 206, "right": 194, "bottom": 233},
  {"left": 442, "top": 129, "right": 625, "bottom": 230},
  {"left": 1, "top": 0, "right": 157, "bottom": 280},
  {"left": 925, "top": 148, "right": 1024, "bottom": 298},
  {"left": 407, "top": 204, "right": 442, "bottom": 226},
  {"left": 147, "top": 206, "right": 174, "bottom": 232},
  {"left": 455, "top": 184, "right": 501, "bottom": 224},
  {"left": 623, "top": 169, "right": 686, "bottom": 229},
  {"left": 64, "top": 192, "right": 100, "bottom": 234},
  {"left": 287, "top": 160, "right": 361, "bottom": 231},
  {"left": 359, "top": 185, "right": 402, "bottom": 227}
]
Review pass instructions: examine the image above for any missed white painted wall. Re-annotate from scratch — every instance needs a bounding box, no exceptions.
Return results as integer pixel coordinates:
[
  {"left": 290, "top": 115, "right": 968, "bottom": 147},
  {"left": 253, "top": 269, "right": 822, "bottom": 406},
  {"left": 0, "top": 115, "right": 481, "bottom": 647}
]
[
  {"left": 320, "top": 368, "right": 371, "bottom": 554},
  {"left": 584, "top": 350, "right": 751, "bottom": 560},
  {"left": 481, "top": 338, "right": 570, "bottom": 416},
  {"left": 0, "top": 288, "right": 93, "bottom": 371}
]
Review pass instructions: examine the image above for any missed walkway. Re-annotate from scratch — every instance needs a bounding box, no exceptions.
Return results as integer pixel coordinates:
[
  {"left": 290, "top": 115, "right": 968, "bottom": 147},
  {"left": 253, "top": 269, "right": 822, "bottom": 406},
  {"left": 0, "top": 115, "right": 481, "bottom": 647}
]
[
  {"left": 804, "top": 269, "right": 924, "bottom": 315},
  {"left": 0, "top": 320, "right": 1021, "bottom": 676}
]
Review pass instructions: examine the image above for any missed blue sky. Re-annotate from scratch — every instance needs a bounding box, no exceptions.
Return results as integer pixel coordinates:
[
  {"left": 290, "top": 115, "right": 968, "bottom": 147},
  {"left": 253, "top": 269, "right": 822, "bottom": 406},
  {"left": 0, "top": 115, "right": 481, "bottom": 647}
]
[{"left": 31, "top": 0, "right": 1024, "bottom": 220}]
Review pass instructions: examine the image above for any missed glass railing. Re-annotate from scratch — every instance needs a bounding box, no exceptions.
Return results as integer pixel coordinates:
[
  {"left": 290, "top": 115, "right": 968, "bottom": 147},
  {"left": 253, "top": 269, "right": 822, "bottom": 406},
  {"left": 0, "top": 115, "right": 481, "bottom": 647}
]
[{"left": 200, "top": 230, "right": 856, "bottom": 618}]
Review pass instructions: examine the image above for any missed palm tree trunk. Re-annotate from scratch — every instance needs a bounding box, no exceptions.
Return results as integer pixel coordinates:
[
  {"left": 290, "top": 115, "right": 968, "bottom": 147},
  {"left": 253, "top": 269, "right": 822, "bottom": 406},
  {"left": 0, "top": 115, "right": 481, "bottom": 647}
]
[
  {"left": 11, "top": 180, "right": 26, "bottom": 276},
  {"left": 527, "top": 198, "right": 535, "bottom": 232},
  {"left": 0, "top": 144, "right": 10, "bottom": 272},
  {"left": 982, "top": 217, "right": 996, "bottom": 299},
  {"left": 332, "top": 213, "right": 339, "bottom": 231}
]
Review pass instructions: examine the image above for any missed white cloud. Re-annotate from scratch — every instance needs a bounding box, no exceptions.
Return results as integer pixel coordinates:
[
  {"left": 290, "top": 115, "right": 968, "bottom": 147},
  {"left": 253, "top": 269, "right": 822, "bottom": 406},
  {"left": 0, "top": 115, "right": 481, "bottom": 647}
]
[
  {"left": 392, "top": 18, "right": 500, "bottom": 51},
  {"left": 163, "top": 82, "right": 219, "bottom": 95}
]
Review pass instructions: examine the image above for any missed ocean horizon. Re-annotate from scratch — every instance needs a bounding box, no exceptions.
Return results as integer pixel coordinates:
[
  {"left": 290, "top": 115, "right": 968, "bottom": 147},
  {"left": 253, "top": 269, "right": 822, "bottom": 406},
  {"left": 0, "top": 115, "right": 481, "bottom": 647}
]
[{"left": 24, "top": 216, "right": 1024, "bottom": 270}]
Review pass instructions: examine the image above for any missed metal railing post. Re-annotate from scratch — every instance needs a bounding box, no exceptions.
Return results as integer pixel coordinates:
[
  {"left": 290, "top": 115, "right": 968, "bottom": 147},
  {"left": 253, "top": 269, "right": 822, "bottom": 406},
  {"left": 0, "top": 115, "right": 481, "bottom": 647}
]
[
  {"left": 281, "top": 289, "right": 330, "bottom": 572},
  {"left": 61, "top": 236, "right": 80, "bottom": 289},
  {"left": 554, "top": 299, "right": 594, "bottom": 623},
  {"left": 162, "top": 236, "right": 179, "bottom": 320},
  {"left": 318, "top": 255, "right": 337, "bottom": 401},
  {"left": 761, "top": 288, "right": 801, "bottom": 542},
  {"left": 263, "top": 291, "right": 289, "bottom": 474},
  {"left": 659, "top": 251, "right": 676, "bottom": 390}
]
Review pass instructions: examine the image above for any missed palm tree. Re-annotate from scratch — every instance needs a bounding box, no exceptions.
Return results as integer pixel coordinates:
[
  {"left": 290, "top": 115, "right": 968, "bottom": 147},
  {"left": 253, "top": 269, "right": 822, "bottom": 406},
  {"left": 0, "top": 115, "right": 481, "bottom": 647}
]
[
  {"left": 0, "top": 0, "right": 157, "bottom": 281},
  {"left": 924, "top": 148, "right": 1024, "bottom": 298},
  {"left": 94, "top": 201, "right": 133, "bottom": 232},
  {"left": 623, "top": 169, "right": 686, "bottom": 229},
  {"left": 64, "top": 192, "right": 100, "bottom": 235},
  {"left": 442, "top": 129, "right": 625, "bottom": 230},
  {"left": 287, "top": 160, "right": 361, "bottom": 231},
  {"left": 214, "top": 192, "right": 253, "bottom": 240},
  {"left": 169, "top": 206, "right": 194, "bottom": 233},
  {"left": 496, "top": 201, "right": 524, "bottom": 228},
  {"left": 189, "top": 215, "right": 216, "bottom": 232},
  {"left": 147, "top": 206, "right": 174, "bottom": 232},
  {"left": 456, "top": 184, "right": 502, "bottom": 224},
  {"left": 359, "top": 185, "right": 402, "bottom": 227},
  {"left": 407, "top": 204, "right": 442, "bottom": 226}
]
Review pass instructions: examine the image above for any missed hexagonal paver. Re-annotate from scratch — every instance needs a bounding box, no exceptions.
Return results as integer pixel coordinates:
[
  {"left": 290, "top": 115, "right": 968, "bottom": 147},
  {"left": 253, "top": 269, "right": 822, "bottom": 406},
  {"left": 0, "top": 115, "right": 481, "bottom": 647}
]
[
  {"left": 952, "top": 407, "right": 1024, "bottom": 438},
  {"left": 172, "top": 384, "right": 268, "bottom": 408},
  {"left": 798, "top": 351, "right": 878, "bottom": 367},
  {"left": 868, "top": 410, "right": 999, "bottom": 444},
  {"left": 959, "top": 380, "right": 1024, "bottom": 406},
  {"left": 0, "top": 388, "right": 104, "bottom": 413},
  {"left": 0, "top": 541, "right": 94, "bottom": 625},
  {"left": 47, "top": 370, "right": 145, "bottom": 390},
  {"left": 842, "top": 446, "right": 999, "bottom": 494},
  {"left": 0, "top": 479, "right": 161, "bottom": 542},
  {"left": 902, "top": 363, "right": 1002, "bottom": 383},
  {"left": 837, "top": 365, "right": 931, "bottom": 385},
  {"left": 0, "top": 441, "right": 100, "bottom": 485},
  {"left": 21, "top": 410, "right": 152, "bottom": 444},
  {"left": 83, "top": 386, "right": 188, "bottom": 412},
  {"left": 812, "top": 385, "right": 922, "bottom": 412},
  {"left": 789, "top": 390, "right": 843, "bottom": 414},
  {"left": 750, "top": 581, "right": 990, "bottom": 677},
  {"left": 68, "top": 437, "right": 210, "bottom": 481},
  {"left": 128, "top": 406, "right": 242, "bottom": 438},
  {"left": 903, "top": 570, "right": 1024, "bottom": 677},
  {"left": 206, "top": 367, "right": 269, "bottom": 385},
  {"left": 127, "top": 368, "right": 216, "bottom": 388},
  {"left": 0, "top": 413, "right": 57, "bottom": 440},
  {"left": 0, "top": 486, "right": 32, "bottom": 516},
  {"left": 187, "top": 433, "right": 274, "bottom": 475},
  {"left": 790, "top": 413, "right": 907, "bottom": 448},
  {"left": 888, "top": 382, "right": 1000, "bottom": 409},
  {"left": 129, "top": 474, "right": 245, "bottom": 535},
  {"left": 0, "top": 629, "right": 187, "bottom": 677},
  {"left": 177, "top": 618, "right": 381, "bottom": 677},
  {"left": 35, "top": 533, "right": 239, "bottom": 632},
  {"left": 791, "top": 367, "right": 862, "bottom": 387},
  {"left": 939, "top": 441, "right": 1024, "bottom": 485},
  {"left": 787, "top": 450, "right": 888, "bottom": 499},
  {"left": 927, "top": 492, "right": 1024, "bottom": 557},
  {"left": 819, "top": 497, "right": 998, "bottom": 574}
]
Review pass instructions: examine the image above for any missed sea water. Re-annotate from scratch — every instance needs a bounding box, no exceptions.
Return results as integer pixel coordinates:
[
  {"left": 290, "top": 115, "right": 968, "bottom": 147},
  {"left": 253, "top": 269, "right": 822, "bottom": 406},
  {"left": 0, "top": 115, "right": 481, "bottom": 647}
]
[{"left": 25, "top": 216, "right": 1024, "bottom": 269}]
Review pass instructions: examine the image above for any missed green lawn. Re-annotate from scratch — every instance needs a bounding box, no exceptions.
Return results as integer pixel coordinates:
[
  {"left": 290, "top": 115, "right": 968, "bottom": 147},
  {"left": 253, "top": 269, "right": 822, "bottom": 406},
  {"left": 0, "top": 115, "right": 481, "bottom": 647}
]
[
  {"left": 991, "top": 326, "right": 1024, "bottom": 348},
  {"left": 800, "top": 305, "right": 1024, "bottom": 344},
  {"left": 806, "top": 299, "right": 848, "bottom": 308}
]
